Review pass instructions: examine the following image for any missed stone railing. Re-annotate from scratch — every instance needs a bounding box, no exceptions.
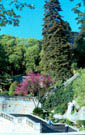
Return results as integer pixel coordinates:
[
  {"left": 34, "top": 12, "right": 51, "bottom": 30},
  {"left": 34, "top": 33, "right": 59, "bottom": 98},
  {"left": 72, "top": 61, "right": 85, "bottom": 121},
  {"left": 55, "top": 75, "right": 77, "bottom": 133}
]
[
  {"left": 64, "top": 72, "right": 79, "bottom": 87},
  {"left": 0, "top": 96, "right": 36, "bottom": 101},
  {"left": 26, "top": 118, "right": 34, "bottom": 128},
  {"left": 24, "top": 117, "right": 41, "bottom": 135},
  {"left": 0, "top": 112, "right": 15, "bottom": 121},
  {"left": 0, "top": 112, "right": 41, "bottom": 135},
  {"left": 41, "top": 132, "right": 85, "bottom": 135},
  {"left": 0, "top": 132, "right": 85, "bottom": 135}
]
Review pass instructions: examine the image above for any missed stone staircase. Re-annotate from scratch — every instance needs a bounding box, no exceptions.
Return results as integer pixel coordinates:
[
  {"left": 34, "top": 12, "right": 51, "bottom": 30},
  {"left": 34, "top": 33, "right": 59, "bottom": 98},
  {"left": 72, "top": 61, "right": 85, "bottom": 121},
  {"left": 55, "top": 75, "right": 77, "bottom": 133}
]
[{"left": 0, "top": 112, "right": 34, "bottom": 134}]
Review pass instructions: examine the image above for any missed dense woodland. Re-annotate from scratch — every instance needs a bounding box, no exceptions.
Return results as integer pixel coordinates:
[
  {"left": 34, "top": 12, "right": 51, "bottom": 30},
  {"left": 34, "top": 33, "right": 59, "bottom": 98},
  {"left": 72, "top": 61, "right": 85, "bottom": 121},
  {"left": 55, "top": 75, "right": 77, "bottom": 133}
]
[{"left": 0, "top": 0, "right": 85, "bottom": 129}]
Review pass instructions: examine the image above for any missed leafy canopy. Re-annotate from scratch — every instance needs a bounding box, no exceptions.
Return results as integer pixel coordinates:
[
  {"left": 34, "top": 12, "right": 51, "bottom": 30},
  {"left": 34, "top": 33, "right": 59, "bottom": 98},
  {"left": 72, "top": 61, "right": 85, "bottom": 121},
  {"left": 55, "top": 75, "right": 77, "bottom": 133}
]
[
  {"left": 0, "top": 0, "right": 34, "bottom": 28},
  {"left": 70, "top": 0, "right": 85, "bottom": 32}
]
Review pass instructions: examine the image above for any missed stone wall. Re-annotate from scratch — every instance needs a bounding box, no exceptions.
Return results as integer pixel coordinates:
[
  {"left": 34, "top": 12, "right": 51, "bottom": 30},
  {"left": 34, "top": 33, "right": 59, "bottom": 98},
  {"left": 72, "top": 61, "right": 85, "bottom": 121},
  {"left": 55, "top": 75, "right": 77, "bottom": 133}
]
[{"left": 0, "top": 96, "right": 41, "bottom": 114}]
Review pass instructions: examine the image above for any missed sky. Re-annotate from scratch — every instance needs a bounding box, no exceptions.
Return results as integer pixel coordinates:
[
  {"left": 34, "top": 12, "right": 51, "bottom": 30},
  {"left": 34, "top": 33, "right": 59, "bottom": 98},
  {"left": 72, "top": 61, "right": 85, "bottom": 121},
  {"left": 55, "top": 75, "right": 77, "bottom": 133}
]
[{"left": 0, "top": 0, "right": 83, "bottom": 40}]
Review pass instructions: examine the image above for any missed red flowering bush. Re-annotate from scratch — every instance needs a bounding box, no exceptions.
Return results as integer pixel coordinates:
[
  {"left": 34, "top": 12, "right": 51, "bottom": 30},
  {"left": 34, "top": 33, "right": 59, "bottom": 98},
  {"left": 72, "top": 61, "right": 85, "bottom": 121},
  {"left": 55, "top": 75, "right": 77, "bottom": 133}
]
[{"left": 15, "top": 72, "right": 52, "bottom": 97}]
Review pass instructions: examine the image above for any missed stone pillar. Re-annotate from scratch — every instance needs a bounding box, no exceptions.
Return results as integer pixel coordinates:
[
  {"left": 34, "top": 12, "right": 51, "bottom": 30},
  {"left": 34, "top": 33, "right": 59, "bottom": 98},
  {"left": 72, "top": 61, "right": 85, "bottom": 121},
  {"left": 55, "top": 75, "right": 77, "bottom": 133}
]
[{"left": 33, "top": 123, "right": 41, "bottom": 135}]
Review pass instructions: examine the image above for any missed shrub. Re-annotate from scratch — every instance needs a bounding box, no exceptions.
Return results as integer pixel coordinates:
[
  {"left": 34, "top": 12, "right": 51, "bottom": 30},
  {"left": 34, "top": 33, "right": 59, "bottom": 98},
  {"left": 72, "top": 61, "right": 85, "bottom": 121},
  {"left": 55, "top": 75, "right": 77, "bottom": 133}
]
[
  {"left": 54, "top": 103, "right": 67, "bottom": 115},
  {"left": 0, "top": 73, "right": 12, "bottom": 91},
  {"left": 0, "top": 91, "right": 8, "bottom": 96},
  {"left": 42, "top": 93, "right": 56, "bottom": 111},
  {"left": 66, "top": 119, "right": 74, "bottom": 126},
  {"left": 42, "top": 81, "right": 73, "bottom": 115},
  {"left": 33, "top": 107, "right": 43, "bottom": 116},
  {"left": 77, "top": 120, "right": 85, "bottom": 127},
  {"left": 8, "top": 81, "right": 18, "bottom": 96},
  {"left": 72, "top": 69, "right": 85, "bottom": 107},
  {"left": 15, "top": 72, "right": 52, "bottom": 104},
  {"left": 57, "top": 119, "right": 74, "bottom": 126}
]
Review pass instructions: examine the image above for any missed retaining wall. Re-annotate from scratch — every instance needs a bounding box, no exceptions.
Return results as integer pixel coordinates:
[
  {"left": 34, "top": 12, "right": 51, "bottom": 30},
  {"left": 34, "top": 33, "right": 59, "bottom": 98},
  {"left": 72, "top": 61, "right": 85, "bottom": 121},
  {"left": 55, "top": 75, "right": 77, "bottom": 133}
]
[{"left": 0, "top": 96, "right": 41, "bottom": 114}]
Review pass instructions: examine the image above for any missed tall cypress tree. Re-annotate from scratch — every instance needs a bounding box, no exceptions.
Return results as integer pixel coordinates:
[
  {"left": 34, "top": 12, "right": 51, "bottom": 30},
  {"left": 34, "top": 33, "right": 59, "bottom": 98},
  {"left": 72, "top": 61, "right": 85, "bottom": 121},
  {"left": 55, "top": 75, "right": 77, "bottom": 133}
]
[{"left": 41, "top": 0, "right": 73, "bottom": 81}]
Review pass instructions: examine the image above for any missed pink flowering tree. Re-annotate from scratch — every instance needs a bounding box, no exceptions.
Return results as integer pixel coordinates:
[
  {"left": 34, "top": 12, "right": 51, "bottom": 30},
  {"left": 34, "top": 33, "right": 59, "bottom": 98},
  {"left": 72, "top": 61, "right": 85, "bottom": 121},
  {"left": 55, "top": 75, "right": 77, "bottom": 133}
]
[{"left": 15, "top": 72, "right": 52, "bottom": 107}]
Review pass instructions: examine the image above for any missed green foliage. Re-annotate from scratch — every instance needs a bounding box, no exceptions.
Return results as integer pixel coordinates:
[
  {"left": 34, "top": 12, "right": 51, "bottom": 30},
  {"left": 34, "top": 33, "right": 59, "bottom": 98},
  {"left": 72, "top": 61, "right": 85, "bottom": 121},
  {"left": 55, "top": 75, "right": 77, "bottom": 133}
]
[
  {"left": 25, "top": 38, "right": 40, "bottom": 47},
  {"left": 0, "top": 91, "right": 9, "bottom": 96},
  {"left": 57, "top": 118, "right": 74, "bottom": 126},
  {"left": 42, "top": 81, "right": 73, "bottom": 114},
  {"left": 77, "top": 120, "right": 85, "bottom": 127},
  {"left": 76, "top": 120, "right": 85, "bottom": 130},
  {"left": 66, "top": 119, "right": 74, "bottom": 126},
  {"left": 72, "top": 69, "right": 85, "bottom": 107},
  {"left": 64, "top": 83, "right": 74, "bottom": 103},
  {"left": 8, "top": 81, "right": 18, "bottom": 96},
  {"left": 74, "top": 32, "right": 85, "bottom": 68},
  {"left": 9, "top": 43, "right": 26, "bottom": 74},
  {"left": 33, "top": 107, "right": 43, "bottom": 116},
  {"left": 25, "top": 43, "right": 41, "bottom": 73},
  {"left": 0, "top": 35, "right": 25, "bottom": 74},
  {"left": 71, "top": 62, "right": 78, "bottom": 73},
  {"left": 0, "top": 35, "right": 42, "bottom": 76},
  {"left": 54, "top": 103, "right": 67, "bottom": 115},
  {"left": 71, "top": 1, "right": 85, "bottom": 68},
  {"left": 0, "top": 35, "right": 42, "bottom": 91},
  {"left": 0, "top": 35, "right": 16, "bottom": 55},
  {"left": 41, "top": 0, "right": 73, "bottom": 81},
  {"left": 33, "top": 107, "right": 43, "bottom": 114},
  {"left": 71, "top": 0, "right": 85, "bottom": 32},
  {"left": 0, "top": 0, "right": 34, "bottom": 28},
  {"left": 0, "top": 73, "right": 12, "bottom": 91},
  {"left": 33, "top": 107, "right": 47, "bottom": 119},
  {"left": 0, "top": 44, "right": 8, "bottom": 75}
]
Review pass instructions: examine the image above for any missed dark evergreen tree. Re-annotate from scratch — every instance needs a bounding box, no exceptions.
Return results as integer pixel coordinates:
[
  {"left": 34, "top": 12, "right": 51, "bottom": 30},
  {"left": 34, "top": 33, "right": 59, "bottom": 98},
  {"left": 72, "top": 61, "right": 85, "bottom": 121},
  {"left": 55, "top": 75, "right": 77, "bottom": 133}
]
[
  {"left": 74, "top": 32, "right": 85, "bottom": 68},
  {"left": 41, "top": 0, "right": 73, "bottom": 81},
  {"left": 71, "top": 0, "right": 85, "bottom": 68},
  {"left": 0, "top": 44, "right": 11, "bottom": 90},
  {"left": 0, "top": 44, "right": 7, "bottom": 75}
]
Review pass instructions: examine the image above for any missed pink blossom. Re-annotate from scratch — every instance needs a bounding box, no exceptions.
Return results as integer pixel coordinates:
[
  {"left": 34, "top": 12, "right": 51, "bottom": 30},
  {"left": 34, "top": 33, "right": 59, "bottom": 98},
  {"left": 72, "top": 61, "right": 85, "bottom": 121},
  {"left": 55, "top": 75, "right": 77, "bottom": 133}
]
[{"left": 15, "top": 72, "right": 52, "bottom": 96}]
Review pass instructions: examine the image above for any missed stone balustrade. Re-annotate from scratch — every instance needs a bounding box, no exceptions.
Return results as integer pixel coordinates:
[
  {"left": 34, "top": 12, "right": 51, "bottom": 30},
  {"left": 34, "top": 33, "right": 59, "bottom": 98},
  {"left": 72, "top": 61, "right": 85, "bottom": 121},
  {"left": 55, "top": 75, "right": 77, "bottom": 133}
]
[
  {"left": 64, "top": 72, "right": 79, "bottom": 86},
  {"left": 0, "top": 112, "right": 14, "bottom": 121}
]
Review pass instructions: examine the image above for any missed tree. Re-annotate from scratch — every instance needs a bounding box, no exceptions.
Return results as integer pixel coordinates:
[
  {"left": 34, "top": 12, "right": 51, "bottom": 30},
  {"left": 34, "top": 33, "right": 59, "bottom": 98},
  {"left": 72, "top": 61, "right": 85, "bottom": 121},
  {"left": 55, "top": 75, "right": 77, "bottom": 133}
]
[
  {"left": 41, "top": 0, "right": 73, "bottom": 81},
  {"left": 25, "top": 38, "right": 40, "bottom": 47},
  {"left": 0, "top": 43, "right": 12, "bottom": 90},
  {"left": 25, "top": 39, "right": 41, "bottom": 73},
  {"left": 0, "top": 0, "right": 34, "bottom": 28},
  {"left": 15, "top": 72, "right": 52, "bottom": 107},
  {"left": 8, "top": 81, "right": 18, "bottom": 96},
  {"left": 0, "top": 44, "right": 8, "bottom": 84},
  {"left": 0, "top": 35, "right": 27, "bottom": 75},
  {"left": 0, "top": 34, "right": 16, "bottom": 73},
  {"left": 74, "top": 32, "right": 85, "bottom": 67},
  {"left": 9, "top": 42, "right": 26, "bottom": 75},
  {"left": 70, "top": 0, "right": 85, "bottom": 67},
  {"left": 0, "top": 44, "right": 7, "bottom": 74},
  {"left": 70, "top": 0, "right": 85, "bottom": 32},
  {"left": 0, "top": 35, "right": 42, "bottom": 76}
]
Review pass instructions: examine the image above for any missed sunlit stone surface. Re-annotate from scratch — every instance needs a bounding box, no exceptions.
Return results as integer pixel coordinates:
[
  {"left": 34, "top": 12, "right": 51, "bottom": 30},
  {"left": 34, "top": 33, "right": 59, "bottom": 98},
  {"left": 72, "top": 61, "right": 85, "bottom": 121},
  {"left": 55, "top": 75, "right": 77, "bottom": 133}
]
[
  {"left": 0, "top": 96, "right": 41, "bottom": 114},
  {"left": 0, "top": 116, "right": 33, "bottom": 133},
  {"left": 77, "top": 107, "right": 85, "bottom": 120},
  {"left": 54, "top": 100, "right": 85, "bottom": 123}
]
